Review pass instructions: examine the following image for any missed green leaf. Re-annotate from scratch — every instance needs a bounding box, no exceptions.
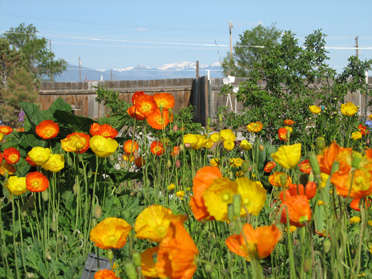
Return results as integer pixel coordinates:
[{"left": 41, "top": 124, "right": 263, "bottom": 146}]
[
  {"left": 48, "top": 97, "right": 72, "bottom": 113},
  {"left": 19, "top": 132, "right": 47, "bottom": 150},
  {"left": 108, "top": 169, "right": 143, "bottom": 184},
  {"left": 97, "top": 114, "right": 130, "bottom": 132},
  {"left": 53, "top": 110, "right": 95, "bottom": 134}
]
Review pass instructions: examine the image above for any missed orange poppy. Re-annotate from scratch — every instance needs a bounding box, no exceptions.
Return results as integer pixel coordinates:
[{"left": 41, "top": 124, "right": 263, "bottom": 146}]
[
  {"left": 268, "top": 172, "right": 292, "bottom": 188},
  {"left": 278, "top": 127, "right": 288, "bottom": 141},
  {"left": 36, "top": 120, "right": 59, "bottom": 140},
  {"left": 247, "top": 121, "right": 263, "bottom": 133},
  {"left": 0, "top": 153, "right": 2, "bottom": 165},
  {"left": 153, "top": 92, "right": 175, "bottom": 110},
  {"left": 90, "top": 217, "right": 132, "bottom": 249},
  {"left": 16, "top": 127, "right": 25, "bottom": 132},
  {"left": 134, "top": 156, "right": 145, "bottom": 168},
  {"left": 366, "top": 148, "right": 372, "bottom": 159},
  {"left": 264, "top": 161, "right": 276, "bottom": 173},
  {"left": 127, "top": 106, "right": 146, "bottom": 121},
  {"left": 170, "top": 146, "right": 180, "bottom": 157},
  {"left": 134, "top": 94, "right": 158, "bottom": 117},
  {"left": 26, "top": 172, "right": 49, "bottom": 192},
  {"left": 279, "top": 182, "right": 317, "bottom": 200},
  {"left": 90, "top": 123, "right": 102, "bottom": 136},
  {"left": 61, "top": 132, "right": 90, "bottom": 154},
  {"left": 283, "top": 119, "right": 295, "bottom": 126},
  {"left": 25, "top": 155, "right": 37, "bottom": 167},
  {"left": 226, "top": 224, "right": 281, "bottom": 260},
  {"left": 280, "top": 195, "right": 312, "bottom": 227},
  {"left": 349, "top": 197, "right": 371, "bottom": 211},
  {"left": 150, "top": 141, "right": 164, "bottom": 156},
  {"left": 132, "top": 90, "right": 145, "bottom": 105},
  {"left": 3, "top": 147, "right": 20, "bottom": 164},
  {"left": 141, "top": 246, "right": 159, "bottom": 278},
  {"left": 0, "top": 125, "right": 13, "bottom": 135},
  {"left": 123, "top": 140, "right": 139, "bottom": 154},
  {"left": 331, "top": 161, "right": 372, "bottom": 199},
  {"left": 298, "top": 159, "right": 312, "bottom": 174},
  {"left": 317, "top": 142, "right": 352, "bottom": 175},
  {"left": 155, "top": 220, "right": 198, "bottom": 279},
  {"left": 94, "top": 269, "right": 120, "bottom": 279},
  {"left": 0, "top": 162, "right": 16, "bottom": 176},
  {"left": 99, "top": 124, "right": 118, "bottom": 139},
  {"left": 147, "top": 109, "right": 170, "bottom": 130},
  {"left": 190, "top": 166, "right": 222, "bottom": 221}
]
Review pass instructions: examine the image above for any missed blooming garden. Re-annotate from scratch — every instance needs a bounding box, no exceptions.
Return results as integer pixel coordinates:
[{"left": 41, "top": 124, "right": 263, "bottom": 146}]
[{"left": 1, "top": 88, "right": 372, "bottom": 279}]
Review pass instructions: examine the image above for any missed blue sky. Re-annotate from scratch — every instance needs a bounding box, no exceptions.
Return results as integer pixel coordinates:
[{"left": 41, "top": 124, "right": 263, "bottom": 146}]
[{"left": 1, "top": 0, "right": 371, "bottom": 73}]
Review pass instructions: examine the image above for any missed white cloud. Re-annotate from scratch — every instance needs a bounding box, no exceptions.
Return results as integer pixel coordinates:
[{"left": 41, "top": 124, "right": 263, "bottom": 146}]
[{"left": 136, "top": 27, "right": 148, "bottom": 32}]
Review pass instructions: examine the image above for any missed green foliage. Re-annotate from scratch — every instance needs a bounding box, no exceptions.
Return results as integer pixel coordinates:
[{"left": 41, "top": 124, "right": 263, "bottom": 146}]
[
  {"left": 221, "top": 23, "right": 282, "bottom": 77},
  {"left": 2, "top": 23, "right": 68, "bottom": 80}
]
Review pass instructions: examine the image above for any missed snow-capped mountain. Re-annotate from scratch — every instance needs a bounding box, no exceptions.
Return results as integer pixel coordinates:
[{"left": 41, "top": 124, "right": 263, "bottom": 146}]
[{"left": 53, "top": 62, "right": 223, "bottom": 82}]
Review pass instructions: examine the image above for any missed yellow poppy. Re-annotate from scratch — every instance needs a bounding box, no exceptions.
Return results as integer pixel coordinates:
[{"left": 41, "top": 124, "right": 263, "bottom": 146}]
[
  {"left": 236, "top": 178, "right": 267, "bottom": 216},
  {"left": 271, "top": 143, "right": 302, "bottom": 169},
  {"left": 341, "top": 102, "right": 358, "bottom": 116},
  {"left": 309, "top": 105, "right": 321, "bottom": 114},
  {"left": 90, "top": 135, "right": 118, "bottom": 158},
  {"left": 240, "top": 140, "right": 252, "bottom": 151}
]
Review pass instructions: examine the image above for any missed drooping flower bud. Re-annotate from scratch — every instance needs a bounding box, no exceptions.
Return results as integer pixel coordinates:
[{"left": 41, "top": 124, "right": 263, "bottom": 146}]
[{"left": 124, "top": 261, "right": 137, "bottom": 279}]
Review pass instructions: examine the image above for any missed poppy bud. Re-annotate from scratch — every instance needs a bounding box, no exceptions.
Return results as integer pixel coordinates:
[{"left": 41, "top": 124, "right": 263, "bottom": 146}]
[
  {"left": 172, "top": 124, "right": 178, "bottom": 132},
  {"left": 132, "top": 251, "right": 141, "bottom": 267},
  {"left": 184, "top": 143, "right": 191, "bottom": 149},
  {"left": 259, "top": 145, "right": 264, "bottom": 151},
  {"left": 175, "top": 159, "right": 181, "bottom": 168},
  {"left": 242, "top": 160, "right": 249, "bottom": 172},
  {"left": 51, "top": 221, "right": 58, "bottom": 232},
  {"left": 21, "top": 204, "right": 28, "bottom": 217},
  {"left": 127, "top": 180, "right": 133, "bottom": 188},
  {"left": 46, "top": 250, "right": 52, "bottom": 261},
  {"left": 280, "top": 174, "right": 287, "bottom": 188},
  {"left": 108, "top": 249, "right": 114, "bottom": 263},
  {"left": 315, "top": 137, "right": 325, "bottom": 150},
  {"left": 303, "top": 257, "right": 311, "bottom": 273},
  {"left": 205, "top": 262, "right": 213, "bottom": 274},
  {"left": 167, "top": 159, "right": 172, "bottom": 168},
  {"left": 308, "top": 152, "right": 320, "bottom": 176},
  {"left": 124, "top": 261, "right": 138, "bottom": 279},
  {"left": 94, "top": 205, "right": 102, "bottom": 218},
  {"left": 351, "top": 152, "right": 363, "bottom": 169},
  {"left": 91, "top": 218, "right": 97, "bottom": 228},
  {"left": 219, "top": 113, "right": 223, "bottom": 123},
  {"left": 28, "top": 194, "right": 35, "bottom": 208},
  {"left": 227, "top": 203, "right": 234, "bottom": 223},
  {"left": 179, "top": 144, "right": 185, "bottom": 152},
  {"left": 26, "top": 273, "right": 37, "bottom": 278},
  {"left": 133, "top": 150, "right": 138, "bottom": 158},
  {"left": 330, "top": 161, "right": 339, "bottom": 175},
  {"left": 323, "top": 239, "right": 331, "bottom": 253},
  {"left": 232, "top": 194, "right": 242, "bottom": 218},
  {"left": 42, "top": 190, "right": 49, "bottom": 201},
  {"left": 207, "top": 117, "right": 211, "bottom": 127}
]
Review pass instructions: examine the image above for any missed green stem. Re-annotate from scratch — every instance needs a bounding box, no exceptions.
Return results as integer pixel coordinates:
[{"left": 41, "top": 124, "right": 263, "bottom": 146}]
[{"left": 12, "top": 197, "right": 21, "bottom": 279}]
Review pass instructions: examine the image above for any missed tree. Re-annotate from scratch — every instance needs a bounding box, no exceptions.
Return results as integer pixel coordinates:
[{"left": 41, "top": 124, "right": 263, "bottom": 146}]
[
  {"left": 221, "top": 23, "right": 282, "bottom": 77},
  {"left": 2, "top": 23, "right": 68, "bottom": 80}
]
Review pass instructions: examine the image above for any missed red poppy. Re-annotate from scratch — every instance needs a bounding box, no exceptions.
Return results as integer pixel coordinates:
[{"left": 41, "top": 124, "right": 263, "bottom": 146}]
[
  {"left": 26, "top": 172, "right": 49, "bottom": 192},
  {"left": 280, "top": 195, "right": 312, "bottom": 227},
  {"left": 36, "top": 120, "right": 59, "bottom": 140},
  {"left": 278, "top": 127, "right": 288, "bottom": 141},
  {"left": 264, "top": 161, "right": 276, "bottom": 173},
  {"left": 134, "top": 94, "right": 158, "bottom": 117},
  {"left": 134, "top": 156, "right": 145, "bottom": 168},
  {"left": 283, "top": 119, "right": 295, "bottom": 126},
  {"left": 153, "top": 92, "right": 175, "bottom": 110},
  {"left": 0, "top": 153, "right": 2, "bottom": 165},
  {"left": 0, "top": 125, "right": 13, "bottom": 135},
  {"left": 150, "top": 141, "right": 164, "bottom": 156},
  {"left": 127, "top": 106, "right": 146, "bottom": 121},
  {"left": 147, "top": 109, "right": 170, "bottom": 130},
  {"left": 3, "top": 147, "right": 20, "bottom": 164},
  {"left": 358, "top": 124, "right": 369, "bottom": 136},
  {"left": 123, "top": 140, "right": 139, "bottom": 154},
  {"left": 155, "top": 221, "right": 198, "bottom": 279},
  {"left": 298, "top": 159, "right": 312, "bottom": 174},
  {"left": 25, "top": 156, "right": 37, "bottom": 167}
]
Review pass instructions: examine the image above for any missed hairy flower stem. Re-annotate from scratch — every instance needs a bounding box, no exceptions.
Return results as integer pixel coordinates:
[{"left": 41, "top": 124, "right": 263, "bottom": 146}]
[
  {"left": 16, "top": 199, "right": 27, "bottom": 276},
  {"left": 12, "top": 198, "right": 21, "bottom": 279}
]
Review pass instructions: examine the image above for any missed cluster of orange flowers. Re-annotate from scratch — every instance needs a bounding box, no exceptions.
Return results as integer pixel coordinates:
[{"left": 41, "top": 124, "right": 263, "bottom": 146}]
[{"left": 127, "top": 91, "right": 175, "bottom": 130}]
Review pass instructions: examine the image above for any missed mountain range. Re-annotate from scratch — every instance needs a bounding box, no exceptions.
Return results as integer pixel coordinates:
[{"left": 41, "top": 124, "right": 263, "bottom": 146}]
[{"left": 54, "top": 61, "right": 224, "bottom": 82}]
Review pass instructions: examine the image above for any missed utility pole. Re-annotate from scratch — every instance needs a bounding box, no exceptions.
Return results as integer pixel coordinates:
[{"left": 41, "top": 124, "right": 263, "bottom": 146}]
[
  {"left": 79, "top": 57, "right": 81, "bottom": 82},
  {"left": 196, "top": 60, "right": 199, "bottom": 78},
  {"left": 49, "top": 40, "right": 53, "bottom": 81},
  {"left": 111, "top": 69, "right": 113, "bottom": 81},
  {"left": 229, "top": 21, "right": 233, "bottom": 59},
  {"left": 355, "top": 36, "right": 359, "bottom": 58}
]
